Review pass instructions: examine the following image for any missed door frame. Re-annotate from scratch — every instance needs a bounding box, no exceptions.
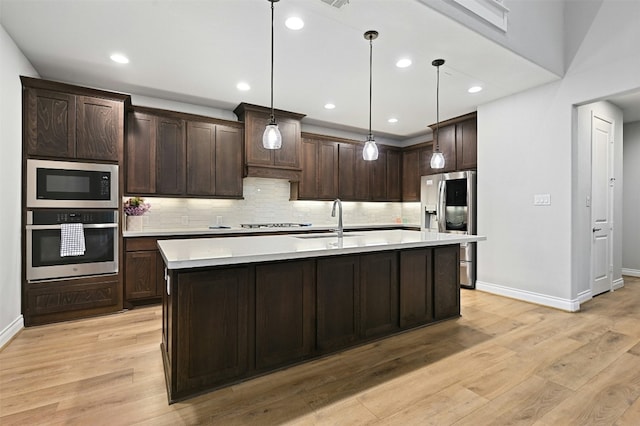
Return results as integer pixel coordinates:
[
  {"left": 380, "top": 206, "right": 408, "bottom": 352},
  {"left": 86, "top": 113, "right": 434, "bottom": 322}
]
[{"left": 590, "top": 111, "right": 615, "bottom": 296}]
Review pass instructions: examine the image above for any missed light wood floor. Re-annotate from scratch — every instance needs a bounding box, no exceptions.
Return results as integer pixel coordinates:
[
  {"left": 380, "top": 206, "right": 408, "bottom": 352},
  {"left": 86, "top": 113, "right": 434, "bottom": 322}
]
[{"left": 2, "top": 277, "right": 639, "bottom": 425}]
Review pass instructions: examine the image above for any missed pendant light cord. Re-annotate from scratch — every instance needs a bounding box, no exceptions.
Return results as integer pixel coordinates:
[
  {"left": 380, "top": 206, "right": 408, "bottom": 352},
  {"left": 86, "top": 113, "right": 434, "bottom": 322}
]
[
  {"left": 270, "top": 0, "right": 275, "bottom": 124},
  {"left": 368, "top": 36, "right": 373, "bottom": 141},
  {"left": 435, "top": 62, "right": 441, "bottom": 151}
]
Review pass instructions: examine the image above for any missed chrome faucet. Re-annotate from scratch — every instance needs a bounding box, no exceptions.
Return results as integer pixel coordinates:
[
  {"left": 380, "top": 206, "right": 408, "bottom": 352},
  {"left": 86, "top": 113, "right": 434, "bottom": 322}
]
[{"left": 331, "top": 198, "right": 343, "bottom": 238}]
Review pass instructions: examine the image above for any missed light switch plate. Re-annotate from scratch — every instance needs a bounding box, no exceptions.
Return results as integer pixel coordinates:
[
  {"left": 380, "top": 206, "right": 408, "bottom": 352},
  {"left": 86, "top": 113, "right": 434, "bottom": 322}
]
[{"left": 534, "top": 194, "right": 551, "bottom": 206}]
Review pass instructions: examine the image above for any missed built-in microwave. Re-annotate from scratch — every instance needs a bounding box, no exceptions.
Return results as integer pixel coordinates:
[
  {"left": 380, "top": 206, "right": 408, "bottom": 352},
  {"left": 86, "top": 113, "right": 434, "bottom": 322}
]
[{"left": 26, "top": 159, "right": 118, "bottom": 209}]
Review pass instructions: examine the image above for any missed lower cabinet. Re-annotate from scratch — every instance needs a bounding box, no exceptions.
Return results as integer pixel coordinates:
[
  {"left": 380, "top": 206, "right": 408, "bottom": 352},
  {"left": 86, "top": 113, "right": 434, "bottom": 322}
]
[
  {"left": 124, "top": 238, "right": 164, "bottom": 305},
  {"left": 255, "top": 260, "right": 315, "bottom": 370},
  {"left": 162, "top": 245, "right": 460, "bottom": 403}
]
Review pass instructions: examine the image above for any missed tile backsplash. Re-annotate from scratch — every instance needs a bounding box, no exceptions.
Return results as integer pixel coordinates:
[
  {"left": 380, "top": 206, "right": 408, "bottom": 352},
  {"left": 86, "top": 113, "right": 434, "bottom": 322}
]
[{"left": 126, "top": 178, "right": 421, "bottom": 230}]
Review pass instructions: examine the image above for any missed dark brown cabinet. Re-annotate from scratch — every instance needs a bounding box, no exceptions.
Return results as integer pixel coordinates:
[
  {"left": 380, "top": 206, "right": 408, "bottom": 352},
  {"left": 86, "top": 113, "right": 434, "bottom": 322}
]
[
  {"left": 126, "top": 110, "right": 186, "bottom": 195},
  {"left": 431, "top": 125, "right": 457, "bottom": 173},
  {"left": 125, "top": 108, "right": 242, "bottom": 198},
  {"left": 292, "top": 135, "right": 338, "bottom": 200},
  {"left": 125, "top": 251, "right": 160, "bottom": 300},
  {"left": 360, "top": 252, "right": 398, "bottom": 337},
  {"left": 161, "top": 243, "right": 462, "bottom": 402},
  {"left": 316, "top": 256, "right": 360, "bottom": 351},
  {"left": 255, "top": 260, "right": 315, "bottom": 370},
  {"left": 386, "top": 149, "right": 402, "bottom": 201},
  {"left": 124, "top": 237, "right": 164, "bottom": 304},
  {"left": 455, "top": 117, "right": 478, "bottom": 170},
  {"left": 399, "top": 248, "right": 434, "bottom": 328},
  {"left": 175, "top": 267, "right": 250, "bottom": 394},
  {"left": 186, "top": 121, "right": 243, "bottom": 197},
  {"left": 402, "top": 148, "right": 421, "bottom": 201},
  {"left": 370, "top": 150, "right": 387, "bottom": 201},
  {"left": 233, "top": 103, "right": 305, "bottom": 180},
  {"left": 24, "top": 80, "right": 125, "bottom": 162},
  {"left": 434, "top": 245, "right": 460, "bottom": 320}
]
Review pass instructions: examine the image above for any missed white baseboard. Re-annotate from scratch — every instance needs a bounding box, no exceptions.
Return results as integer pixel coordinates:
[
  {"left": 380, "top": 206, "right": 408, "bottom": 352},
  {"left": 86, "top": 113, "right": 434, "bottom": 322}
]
[
  {"left": 622, "top": 268, "right": 640, "bottom": 278},
  {"left": 577, "top": 289, "right": 592, "bottom": 304},
  {"left": 613, "top": 277, "right": 625, "bottom": 290},
  {"left": 476, "top": 280, "right": 581, "bottom": 312},
  {"left": 0, "top": 315, "right": 24, "bottom": 350}
]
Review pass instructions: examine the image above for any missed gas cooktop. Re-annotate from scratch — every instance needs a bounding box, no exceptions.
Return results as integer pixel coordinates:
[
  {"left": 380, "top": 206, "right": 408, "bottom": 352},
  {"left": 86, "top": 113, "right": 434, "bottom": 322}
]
[{"left": 240, "top": 223, "right": 312, "bottom": 229}]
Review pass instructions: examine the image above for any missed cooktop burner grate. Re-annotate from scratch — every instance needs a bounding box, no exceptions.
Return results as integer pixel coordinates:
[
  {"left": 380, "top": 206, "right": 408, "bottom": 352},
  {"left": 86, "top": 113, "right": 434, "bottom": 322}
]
[{"left": 240, "top": 223, "right": 312, "bottom": 229}]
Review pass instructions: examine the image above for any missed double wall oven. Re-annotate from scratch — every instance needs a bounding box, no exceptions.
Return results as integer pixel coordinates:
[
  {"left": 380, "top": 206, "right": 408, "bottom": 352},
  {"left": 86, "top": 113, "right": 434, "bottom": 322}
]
[{"left": 25, "top": 159, "right": 119, "bottom": 282}]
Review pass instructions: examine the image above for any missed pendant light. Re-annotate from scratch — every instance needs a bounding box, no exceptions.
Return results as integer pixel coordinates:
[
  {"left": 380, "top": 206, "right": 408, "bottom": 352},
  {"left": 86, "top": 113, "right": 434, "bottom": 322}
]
[
  {"left": 263, "top": 0, "right": 282, "bottom": 150},
  {"left": 430, "top": 59, "right": 445, "bottom": 169},
  {"left": 362, "top": 30, "right": 379, "bottom": 161}
]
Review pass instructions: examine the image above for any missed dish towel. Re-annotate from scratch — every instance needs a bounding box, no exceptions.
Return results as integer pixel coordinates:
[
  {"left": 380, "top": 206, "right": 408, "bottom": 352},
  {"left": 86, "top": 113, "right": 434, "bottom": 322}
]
[{"left": 60, "top": 223, "right": 86, "bottom": 257}]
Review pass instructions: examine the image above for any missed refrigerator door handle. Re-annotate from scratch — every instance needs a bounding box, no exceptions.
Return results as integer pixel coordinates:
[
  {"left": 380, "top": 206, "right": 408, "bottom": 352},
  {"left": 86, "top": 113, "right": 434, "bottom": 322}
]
[{"left": 437, "top": 180, "right": 446, "bottom": 233}]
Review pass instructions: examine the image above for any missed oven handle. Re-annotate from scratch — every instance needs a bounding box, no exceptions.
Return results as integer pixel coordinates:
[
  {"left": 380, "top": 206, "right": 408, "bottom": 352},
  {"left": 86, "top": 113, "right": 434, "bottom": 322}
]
[{"left": 26, "top": 223, "right": 118, "bottom": 230}]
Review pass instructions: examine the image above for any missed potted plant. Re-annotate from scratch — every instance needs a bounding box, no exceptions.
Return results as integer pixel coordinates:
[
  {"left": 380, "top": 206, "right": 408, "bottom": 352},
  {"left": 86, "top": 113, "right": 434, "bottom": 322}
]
[{"left": 123, "top": 197, "right": 150, "bottom": 231}]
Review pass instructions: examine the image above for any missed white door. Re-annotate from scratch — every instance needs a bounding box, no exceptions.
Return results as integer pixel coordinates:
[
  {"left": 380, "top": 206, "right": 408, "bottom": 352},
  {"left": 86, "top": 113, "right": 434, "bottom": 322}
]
[{"left": 591, "top": 114, "right": 613, "bottom": 296}]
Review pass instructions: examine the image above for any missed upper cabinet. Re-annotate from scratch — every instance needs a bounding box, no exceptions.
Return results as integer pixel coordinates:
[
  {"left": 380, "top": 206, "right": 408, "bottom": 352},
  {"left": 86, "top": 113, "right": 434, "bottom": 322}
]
[
  {"left": 125, "top": 107, "right": 243, "bottom": 198},
  {"left": 428, "top": 112, "right": 477, "bottom": 173},
  {"left": 292, "top": 133, "right": 400, "bottom": 202},
  {"left": 22, "top": 77, "right": 127, "bottom": 162},
  {"left": 233, "top": 103, "right": 306, "bottom": 180}
]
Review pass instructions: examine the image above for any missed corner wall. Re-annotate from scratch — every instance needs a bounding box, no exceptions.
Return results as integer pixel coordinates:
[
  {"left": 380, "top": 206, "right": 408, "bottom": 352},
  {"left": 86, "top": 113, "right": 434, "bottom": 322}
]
[
  {"left": 476, "top": 0, "right": 640, "bottom": 311},
  {"left": 0, "top": 23, "right": 38, "bottom": 348}
]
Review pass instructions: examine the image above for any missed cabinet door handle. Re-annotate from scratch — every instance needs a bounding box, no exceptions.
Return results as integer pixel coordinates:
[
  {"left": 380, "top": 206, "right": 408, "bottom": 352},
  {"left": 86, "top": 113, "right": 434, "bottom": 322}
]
[{"left": 592, "top": 227, "right": 602, "bottom": 232}]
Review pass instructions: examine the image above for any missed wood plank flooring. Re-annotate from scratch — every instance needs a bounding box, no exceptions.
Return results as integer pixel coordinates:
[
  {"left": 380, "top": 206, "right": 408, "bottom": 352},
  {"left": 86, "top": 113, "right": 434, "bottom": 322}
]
[{"left": 1, "top": 276, "right": 639, "bottom": 425}]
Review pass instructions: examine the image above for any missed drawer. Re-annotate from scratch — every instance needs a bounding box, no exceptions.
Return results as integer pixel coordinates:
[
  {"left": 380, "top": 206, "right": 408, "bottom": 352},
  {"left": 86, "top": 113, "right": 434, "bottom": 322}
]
[{"left": 125, "top": 237, "right": 159, "bottom": 252}]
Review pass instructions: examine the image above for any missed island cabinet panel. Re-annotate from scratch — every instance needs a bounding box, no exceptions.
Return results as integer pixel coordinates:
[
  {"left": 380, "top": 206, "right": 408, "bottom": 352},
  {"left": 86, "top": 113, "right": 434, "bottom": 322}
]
[
  {"left": 175, "top": 268, "right": 250, "bottom": 396},
  {"left": 434, "top": 245, "right": 460, "bottom": 320},
  {"left": 399, "top": 248, "right": 434, "bottom": 328},
  {"left": 255, "top": 260, "right": 315, "bottom": 370},
  {"left": 360, "top": 252, "right": 399, "bottom": 337},
  {"left": 317, "top": 256, "right": 360, "bottom": 351},
  {"left": 24, "top": 82, "right": 125, "bottom": 162}
]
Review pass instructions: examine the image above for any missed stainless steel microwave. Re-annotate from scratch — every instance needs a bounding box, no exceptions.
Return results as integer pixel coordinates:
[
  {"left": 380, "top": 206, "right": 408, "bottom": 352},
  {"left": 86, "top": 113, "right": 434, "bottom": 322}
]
[{"left": 26, "top": 159, "right": 118, "bottom": 208}]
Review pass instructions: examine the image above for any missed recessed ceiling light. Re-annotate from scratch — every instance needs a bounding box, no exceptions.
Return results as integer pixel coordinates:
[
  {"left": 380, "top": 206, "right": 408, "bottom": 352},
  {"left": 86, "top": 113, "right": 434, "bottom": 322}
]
[
  {"left": 285, "top": 17, "right": 304, "bottom": 30},
  {"left": 236, "top": 82, "right": 251, "bottom": 91},
  {"left": 388, "top": 118, "right": 398, "bottom": 123},
  {"left": 110, "top": 53, "right": 129, "bottom": 64},
  {"left": 396, "top": 58, "right": 412, "bottom": 68},
  {"left": 468, "top": 86, "right": 483, "bottom": 93},
  {"left": 324, "top": 103, "right": 335, "bottom": 110}
]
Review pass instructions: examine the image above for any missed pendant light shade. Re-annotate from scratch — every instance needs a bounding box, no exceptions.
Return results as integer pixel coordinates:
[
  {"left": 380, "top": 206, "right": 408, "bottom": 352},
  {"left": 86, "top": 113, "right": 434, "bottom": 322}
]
[
  {"left": 430, "top": 58, "right": 445, "bottom": 169},
  {"left": 263, "top": 0, "right": 282, "bottom": 150},
  {"left": 363, "top": 30, "right": 379, "bottom": 161}
]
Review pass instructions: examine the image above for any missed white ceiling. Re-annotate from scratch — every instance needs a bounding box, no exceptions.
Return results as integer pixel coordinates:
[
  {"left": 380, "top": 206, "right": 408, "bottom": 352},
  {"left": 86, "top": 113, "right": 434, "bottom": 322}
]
[{"left": 1, "top": 0, "right": 566, "bottom": 139}]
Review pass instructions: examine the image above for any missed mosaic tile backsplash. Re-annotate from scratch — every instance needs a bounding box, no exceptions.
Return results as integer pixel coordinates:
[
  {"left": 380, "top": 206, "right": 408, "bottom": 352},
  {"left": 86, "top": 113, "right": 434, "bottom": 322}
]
[{"left": 126, "top": 178, "right": 421, "bottom": 230}]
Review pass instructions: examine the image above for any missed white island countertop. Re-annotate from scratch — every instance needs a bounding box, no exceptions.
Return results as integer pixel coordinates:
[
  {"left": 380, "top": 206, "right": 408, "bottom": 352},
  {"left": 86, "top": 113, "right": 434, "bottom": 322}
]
[{"left": 158, "top": 230, "right": 486, "bottom": 270}]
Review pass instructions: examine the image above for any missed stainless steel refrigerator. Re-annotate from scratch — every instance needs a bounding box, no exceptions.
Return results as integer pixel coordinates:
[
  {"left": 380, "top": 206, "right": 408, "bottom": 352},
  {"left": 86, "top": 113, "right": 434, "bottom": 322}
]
[{"left": 420, "top": 170, "right": 477, "bottom": 289}]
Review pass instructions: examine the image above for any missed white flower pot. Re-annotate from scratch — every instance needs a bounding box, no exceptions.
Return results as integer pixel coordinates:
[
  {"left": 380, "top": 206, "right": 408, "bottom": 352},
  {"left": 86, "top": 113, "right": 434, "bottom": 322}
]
[{"left": 126, "top": 215, "right": 144, "bottom": 231}]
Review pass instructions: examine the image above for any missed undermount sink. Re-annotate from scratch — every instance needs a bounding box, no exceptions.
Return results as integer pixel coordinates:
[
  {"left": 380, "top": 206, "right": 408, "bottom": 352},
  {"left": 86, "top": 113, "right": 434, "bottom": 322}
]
[{"left": 294, "top": 233, "right": 361, "bottom": 239}]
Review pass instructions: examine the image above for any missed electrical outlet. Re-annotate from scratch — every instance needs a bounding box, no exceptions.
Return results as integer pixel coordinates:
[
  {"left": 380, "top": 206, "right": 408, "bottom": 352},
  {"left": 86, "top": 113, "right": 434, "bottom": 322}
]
[{"left": 181, "top": 216, "right": 189, "bottom": 225}]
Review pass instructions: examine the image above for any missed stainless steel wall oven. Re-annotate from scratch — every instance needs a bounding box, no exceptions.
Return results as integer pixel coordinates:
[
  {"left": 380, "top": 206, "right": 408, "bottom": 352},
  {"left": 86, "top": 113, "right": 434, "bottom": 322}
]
[{"left": 26, "top": 210, "right": 118, "bottom": 282}]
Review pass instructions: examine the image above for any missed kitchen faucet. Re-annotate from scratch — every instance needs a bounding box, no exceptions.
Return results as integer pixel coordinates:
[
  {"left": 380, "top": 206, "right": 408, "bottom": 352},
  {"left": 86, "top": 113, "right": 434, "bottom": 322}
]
[{"left": 331, "top": 198, "right": 343, "bottom": 238}]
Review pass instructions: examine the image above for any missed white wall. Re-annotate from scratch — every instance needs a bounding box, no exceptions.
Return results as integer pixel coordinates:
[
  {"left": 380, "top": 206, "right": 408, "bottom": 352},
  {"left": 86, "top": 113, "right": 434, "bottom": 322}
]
[
  {"left": 623, "top": 121, "right": 640, "bottom": 275},
  {"left": 476, "top": 0, "right": 640, "bottom": 311},
  {"left": 0, "top": 22, "right": 38, "bottom": 347},
  {"left": 418, "top": 0, "right": 565, "bottom": 76}
]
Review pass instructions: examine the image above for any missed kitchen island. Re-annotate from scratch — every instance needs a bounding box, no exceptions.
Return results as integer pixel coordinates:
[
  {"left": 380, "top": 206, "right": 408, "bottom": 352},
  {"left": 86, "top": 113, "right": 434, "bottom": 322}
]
[{"left": 158, "top": 230, "right": 485, "bottom": 403}]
